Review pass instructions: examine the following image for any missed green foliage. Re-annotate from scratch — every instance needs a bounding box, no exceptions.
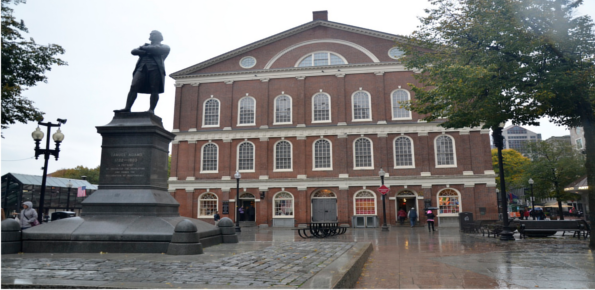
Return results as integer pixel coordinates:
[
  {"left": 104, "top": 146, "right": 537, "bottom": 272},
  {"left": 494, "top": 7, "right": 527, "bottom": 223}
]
[
  {"left": 522, "top": 140, "right": 585, "bottom": 201},
  {"left": 491, "top": 148, "right": 530, "bottom": 192},
  {"left": 1, "top": 0, "right": 67, "bottom": 136},
  {"left": 49, "top": 166, "right": 100, "bottom": 185}
]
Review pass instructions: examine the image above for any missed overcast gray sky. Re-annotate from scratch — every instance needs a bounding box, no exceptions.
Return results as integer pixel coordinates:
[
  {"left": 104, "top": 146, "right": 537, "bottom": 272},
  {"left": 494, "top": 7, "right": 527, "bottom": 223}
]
[{"left": 2, "top": 0, "right": 594, "bottom": 177}]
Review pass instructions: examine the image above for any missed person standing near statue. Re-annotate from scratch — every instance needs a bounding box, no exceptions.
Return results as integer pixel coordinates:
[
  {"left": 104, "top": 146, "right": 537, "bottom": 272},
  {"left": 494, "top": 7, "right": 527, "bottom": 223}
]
[{"left": 116, "top": 30, "right": 170, "bottom": 114}]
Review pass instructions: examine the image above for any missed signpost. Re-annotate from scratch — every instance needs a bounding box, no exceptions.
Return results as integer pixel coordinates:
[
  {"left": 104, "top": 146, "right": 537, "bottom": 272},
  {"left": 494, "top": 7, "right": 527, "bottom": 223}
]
[{"left": 378, "top": 185, "right": 389, "bottom": 195}]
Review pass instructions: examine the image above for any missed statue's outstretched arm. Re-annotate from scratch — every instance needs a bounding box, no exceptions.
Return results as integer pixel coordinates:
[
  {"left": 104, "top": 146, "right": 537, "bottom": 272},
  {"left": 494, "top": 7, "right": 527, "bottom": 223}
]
[
  {"left": 131, "top": 48, "right": 146, "bottom": 55},
  {"left": 140, "top": 44, "right": 170, "bottom": 56}
]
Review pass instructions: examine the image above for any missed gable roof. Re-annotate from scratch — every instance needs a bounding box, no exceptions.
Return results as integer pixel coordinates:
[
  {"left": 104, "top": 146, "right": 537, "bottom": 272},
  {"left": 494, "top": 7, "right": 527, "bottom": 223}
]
[{"left": 170, "top": 20, "right": 408, "bottom": 79}]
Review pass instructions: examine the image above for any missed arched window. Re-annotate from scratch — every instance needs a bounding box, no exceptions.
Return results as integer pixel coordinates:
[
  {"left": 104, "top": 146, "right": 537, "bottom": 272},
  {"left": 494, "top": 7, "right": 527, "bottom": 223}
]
[
  {"left": 238, "top": 142, "right": 254, "bottom": 171},
  {"left": 274, "top": 140, "right": 292, "bottom": 171},
  {"left": 203, "top": 98, "right": 220, "bottom": 127},
  {"left": 313, "top": 139, "right": 332, "bottom": 170},
  {"left": 435, "top": 135, "right": 456, "bottom": 167},
  {"left": 437, "top": 189, "right": 461, "bottom": 215},
  {"left": 354, "top": 138, "right": 373, "bottom": 169},
  {"left": 273, "top": 192, "right": 294, "bottom": 217},
  {"left": 238, "top": 97, "right": 255, "bottom": 125},
  {"left": 354, "top": 190, "right": 376, "bottom": 215},
  {"left": 198, "top": 193, "right": 218, "bottom": 218},
  {"left": 391, "top": 90, "right": 411, "bottom": 119},
  {"left": 352, "top": 91, "right": 372, "bottom": 121},
  {"left": 312, "top": 189, "right": 336, "bottom": 198},
  {"left": 297, "top": 52, "right": 346, "bottom": 67},
  {"left": 274, "top": 95, "right": 292, "bottom": 124},
  {"left": 201, "top": 143, "right": 218, "bottom": 172},
  {"left": 394, "top": 136, "right": 414, "bottom": 168},
  {"left": 312, "top": 93, "right": 331, "bottom": 122}
]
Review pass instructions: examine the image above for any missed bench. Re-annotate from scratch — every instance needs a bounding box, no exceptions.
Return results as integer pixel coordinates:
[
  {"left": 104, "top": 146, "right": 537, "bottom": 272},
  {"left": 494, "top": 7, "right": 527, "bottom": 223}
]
[
  {"left": 519, "top": 220, "right": 589, "bottom": 239},
  {"left": 292, "top": 223, "right": 349, "bottom": 239},
  {"left": 461, "top": 221, "right": 482, "bottom": 233}
]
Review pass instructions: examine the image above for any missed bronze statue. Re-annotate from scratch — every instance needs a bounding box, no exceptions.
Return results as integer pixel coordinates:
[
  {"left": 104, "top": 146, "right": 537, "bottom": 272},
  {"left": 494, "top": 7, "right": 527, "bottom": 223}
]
[{"left": 116, "top": 30, "right": 170, "bottom": 114}]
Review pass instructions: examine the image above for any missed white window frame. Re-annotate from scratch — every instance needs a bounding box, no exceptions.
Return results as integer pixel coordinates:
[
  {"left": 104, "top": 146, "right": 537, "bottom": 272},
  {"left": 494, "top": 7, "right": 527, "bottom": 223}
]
[
  {"left": 393, "top": 136, "right": 415, "bottom": 169},
  {"left": 200, "top": 142, "right": 219, "bottom": 173},
  {"left": 294, "top": 51, "right": 348, "bottom": 67},
  {"left": 353, "top": 137, "right": 374, "bottom": 170},
  {"left": 312, "top": 138, "right": 333, "bottom": 171},
  {"left": 273, "top": 140, "right": 293, "bottom": 172},
  {"left": 273, "top": 94, "right": 293, "bottom": 125},
  {"left": 351, "top": 90, "right": 373, "bottom": 122},
  {"left": 434, "top": 134, "right": 457, "bottom": 168},
  {"left": 239, "top": 56, "right": 257, "bottom": 69},
  {"left": 202, "top": 98, "right": 221, "bottom": 128},
  {"left": 576, "top": 138, "right": 583, "bottom": 149},
  {"left": 237, "top": 96, "right": 256, "bottom": 126},
  {"left": 197, "top": 192, "right": 218, "bottom": 218},
  {"left": 272, "top": 191, "right": 295, "bottom": 218},
  {"left": 390, "top": 89, "right": 412, "bottom": 120},
  {"left": 311, "top": 92, "right": 332, "bottom": 123},
  {"left": 237, "top": 141, "right": 255, "bottom": 172},
  {"left": 353, "top": 190, "right": 377, "bottom": 216},
  {"left": 436, "top": 188, "right": 462, "bottom": 217}
]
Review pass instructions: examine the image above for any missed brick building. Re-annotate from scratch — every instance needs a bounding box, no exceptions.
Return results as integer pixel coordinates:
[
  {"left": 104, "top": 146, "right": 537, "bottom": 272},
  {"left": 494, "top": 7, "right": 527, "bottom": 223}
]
[{"left": 167, "top": 11, "right": 497, "bottom": 228}]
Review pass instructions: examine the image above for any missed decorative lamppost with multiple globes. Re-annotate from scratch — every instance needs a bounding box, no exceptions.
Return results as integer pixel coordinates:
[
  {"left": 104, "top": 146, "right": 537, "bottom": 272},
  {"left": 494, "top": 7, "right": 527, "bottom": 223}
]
[
  {"left": 528, "top": 178, "right": 535, "bottom": 220},
  {"left": 32, "top": 119, "right": 67, "bottom": 224},
  {"left": 66, "top": 180, "right": 73, "bottom": 212},
  {"left": 492, "top": 122, "right": 514, "bottom": 241},
  {"left": 379, "top": 168, "right": 389, "bottom": 231},
  {"left": 234, "top": 170, "right": 241, "bottom": 232}
]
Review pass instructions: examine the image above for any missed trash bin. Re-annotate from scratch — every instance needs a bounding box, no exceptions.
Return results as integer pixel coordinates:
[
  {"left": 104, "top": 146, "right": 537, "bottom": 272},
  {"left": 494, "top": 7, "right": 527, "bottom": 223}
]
[
  {"left": 51, "top": 211, "right": 76, "bottom": 221},
  {"left": 458, "top": 212, "right": 473, "bottom": 229}
]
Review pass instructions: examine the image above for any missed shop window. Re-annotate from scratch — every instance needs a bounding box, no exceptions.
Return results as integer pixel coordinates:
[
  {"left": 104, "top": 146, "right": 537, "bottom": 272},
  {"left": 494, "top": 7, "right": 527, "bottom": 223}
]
[
  {"left": 354, "top": 190, "right": 376, "bottom": 215},
  {"left": 198, "top": 193, "right": 218, "bottom": 218},
  {"left": 438, "top": 189, "right": 460, "bottom": 215},
  {"left": 274, "top": 192, "right": 294, "bottom": 217}
]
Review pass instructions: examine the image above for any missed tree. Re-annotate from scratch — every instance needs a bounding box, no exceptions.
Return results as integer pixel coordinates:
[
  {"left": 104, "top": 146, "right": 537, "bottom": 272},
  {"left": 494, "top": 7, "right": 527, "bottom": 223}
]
[
  {"left": 522, "top": 140, "right": 585, "bottom": 219},
  {"left": 491, "top": 149, "right": 530, "bottom": 193},
  {"left": 399, "top": 0, "right": 595, "bottom": 247},
  {"left": 1, "top": 0, "right": 67, "bottom": 136},
  {"left": 49, "top": 166, "right": 100, "bottom": 185}
]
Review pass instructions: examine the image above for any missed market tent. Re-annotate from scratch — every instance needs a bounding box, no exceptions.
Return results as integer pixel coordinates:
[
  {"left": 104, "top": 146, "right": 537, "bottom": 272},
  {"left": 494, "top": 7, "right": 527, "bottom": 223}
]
[{"left": 542, "top": 202, "right": 571, "bottom": 208}]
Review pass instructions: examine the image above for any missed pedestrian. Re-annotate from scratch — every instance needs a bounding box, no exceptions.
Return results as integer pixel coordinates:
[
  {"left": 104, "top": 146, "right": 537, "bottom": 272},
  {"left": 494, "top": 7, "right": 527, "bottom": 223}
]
[
  {"left": 19, "top": 201, "right": 38, "bottom": 230},
  {"left": 398, "top": 208, "right": 407, "bottom": 225},
  {"left": 408, "top": 207, "right": 417, "bottom": 227},
  {"left": 248, "top": 205, "right": 255, "bottom": 221},
  {"left": 524, "top": 209, "right": 530, "bottom": 220},
  {"left": 214, "top": 211, "right": 220, "bottom": 226},
  {"left": 426, "top": 210, "right": 436, "bottom": 232},
  {"left": 238, "top": 206, "right": 245, "bottom": 221}
]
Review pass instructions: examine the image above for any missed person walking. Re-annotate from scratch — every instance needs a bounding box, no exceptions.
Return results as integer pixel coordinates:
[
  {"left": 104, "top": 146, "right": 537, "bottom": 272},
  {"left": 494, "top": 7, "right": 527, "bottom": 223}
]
[
  {"left": 238, "top": 206, "right": 245, "bottom": 221},
  {"left": 426, "top": 210, "right": 436, "bottom": 232},
  {"left": 214, "top": 211, "right": 221, "bottom": 226},
  {"left": 19, "top": 201, "right": 38, "bottom": 230},
  {"left": 408, "top": 207, "right": 418, "bottom": 227},
  {"left": 398, "top": 208, "right": 407, "bottom": 225}
]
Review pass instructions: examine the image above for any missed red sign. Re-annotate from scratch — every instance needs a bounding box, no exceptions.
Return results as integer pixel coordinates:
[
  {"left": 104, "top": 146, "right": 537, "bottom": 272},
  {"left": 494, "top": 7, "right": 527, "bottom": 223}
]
[{"left": 378, "top": 185, "right": 390, "bottom": 195}]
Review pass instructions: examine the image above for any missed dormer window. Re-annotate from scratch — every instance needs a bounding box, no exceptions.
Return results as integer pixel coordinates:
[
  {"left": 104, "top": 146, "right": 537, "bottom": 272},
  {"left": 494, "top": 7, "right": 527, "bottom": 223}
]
[{"left": 296, "top": 52, "right": 346, "bottom": 67}]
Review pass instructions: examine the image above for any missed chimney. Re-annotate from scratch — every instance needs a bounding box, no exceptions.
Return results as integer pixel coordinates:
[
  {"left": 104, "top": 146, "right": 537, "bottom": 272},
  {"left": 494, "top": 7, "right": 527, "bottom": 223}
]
[{"left": 313, "top": 11, "right": 328, "bottom": 21}]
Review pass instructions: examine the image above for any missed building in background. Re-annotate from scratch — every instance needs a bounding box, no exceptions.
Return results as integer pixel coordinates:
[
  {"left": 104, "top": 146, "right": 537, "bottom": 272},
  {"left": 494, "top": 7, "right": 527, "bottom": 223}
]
[
  {"left": 569, "top": 127, "right": 586, "bottom": 151},
  {"left": 545, "top": 135, "right": 571, "bottom": 144},
  {"left": 496, "top": 125, "right": 542, "bottom": 155},
  {"left": 167, "top": 11, "right": 497, "bottom": 228}
]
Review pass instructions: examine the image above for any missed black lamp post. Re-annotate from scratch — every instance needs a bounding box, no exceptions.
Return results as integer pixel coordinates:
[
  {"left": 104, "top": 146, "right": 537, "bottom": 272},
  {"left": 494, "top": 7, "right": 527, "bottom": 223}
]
[
  {"left": 492, "top": 122, "right": 515, "bottom": 241},
  {"left": 529, "top": 178, "right": 535, "bottom": 220},
  {"left": 66, "top": 180, "right": 73, "bottom": 212},
  {"left": 234, "top": 170, "right": 241, "bottom": 232},
  {"left": 496, "top": 188, "right": 501, "bottom": 220},
  {"left": 379, "top": 168, "right": 389, "bottom": 231},
  {"left": 32, "top": 119, "right": 66, "bottom": 224}
]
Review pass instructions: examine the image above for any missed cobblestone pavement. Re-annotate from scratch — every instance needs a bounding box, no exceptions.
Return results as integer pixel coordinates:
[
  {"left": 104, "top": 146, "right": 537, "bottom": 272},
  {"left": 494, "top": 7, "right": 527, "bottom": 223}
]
[{"left": 1, "top": 241, "right": 354, "bottom": 288}]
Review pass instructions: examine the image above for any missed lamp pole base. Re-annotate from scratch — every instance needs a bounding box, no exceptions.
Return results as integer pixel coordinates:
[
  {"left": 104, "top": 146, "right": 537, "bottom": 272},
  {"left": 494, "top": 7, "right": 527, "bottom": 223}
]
[
  {"left": 499, "top": 226, "right": 515, "bottom": 241},
  {"left": 381, "top": 224, "right": 389, "bottom": 231},
  {"left": 235, "top": 225, "right": 241, "bottom": 232}
]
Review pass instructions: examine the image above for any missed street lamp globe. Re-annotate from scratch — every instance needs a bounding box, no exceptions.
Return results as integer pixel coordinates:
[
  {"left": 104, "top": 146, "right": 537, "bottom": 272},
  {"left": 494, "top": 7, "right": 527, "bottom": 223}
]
[
  {"left": 32, "top": 127, "right": 44, "bottom": 141},
  {"left": 67, "top": 180, "right": 73, "bottom": 188},
  {"left": 528, "top": 178, "right": 534, "bottom": 185},
  {"left": 378, "top": 168, "right": 385, "bottom": 177},
  {"left": 234, "top": 171, "right": 241, "bottom": 179},
  {"left": 52, "top": 128, "right": 65, "bottom": 142}
]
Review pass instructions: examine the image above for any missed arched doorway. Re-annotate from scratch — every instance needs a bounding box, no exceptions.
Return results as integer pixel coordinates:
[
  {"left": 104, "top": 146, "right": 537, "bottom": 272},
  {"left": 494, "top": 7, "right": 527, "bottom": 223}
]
[
  {"left": 239, "top": 192, "right": 256, "bottom": 222},
  {"left": 311, "top": 189, "right": 337, "bottom": 222},
  {"left": 395, "top": 190, "right": 418, "bottom": 222}
]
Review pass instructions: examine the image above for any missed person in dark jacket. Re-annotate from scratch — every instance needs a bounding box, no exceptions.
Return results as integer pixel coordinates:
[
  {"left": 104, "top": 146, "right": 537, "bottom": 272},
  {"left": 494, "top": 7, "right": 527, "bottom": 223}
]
[
  {"left": 214, "top": 211, "right": 221, "bottom": 226},
  {"left": 408, "top": 208, "right": 418, "bottom": 227},
  {"left": 248, "top": 205, "right": 255, "bottom": 221},
  {"left": 426, "top": 210, "right": 436, "bottom": 232}
]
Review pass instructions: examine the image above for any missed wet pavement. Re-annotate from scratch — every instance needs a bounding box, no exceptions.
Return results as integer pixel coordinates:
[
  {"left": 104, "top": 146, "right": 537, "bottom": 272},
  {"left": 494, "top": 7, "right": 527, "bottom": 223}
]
[{"left": 2, "top": 226, "right": 594, "bottom": 289}]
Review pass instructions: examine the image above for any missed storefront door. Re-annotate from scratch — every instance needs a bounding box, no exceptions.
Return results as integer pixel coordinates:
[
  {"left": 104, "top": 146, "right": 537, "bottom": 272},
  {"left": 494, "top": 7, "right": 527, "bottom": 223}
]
[{"left": 312, "top": 199, "right": 337, "bottom": 222}]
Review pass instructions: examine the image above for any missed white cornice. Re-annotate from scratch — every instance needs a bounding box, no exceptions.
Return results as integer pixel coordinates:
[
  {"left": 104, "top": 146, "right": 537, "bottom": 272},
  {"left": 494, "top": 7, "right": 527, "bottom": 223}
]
[{"left": 173, "top": 122, "right": 483, "bottom": 142}]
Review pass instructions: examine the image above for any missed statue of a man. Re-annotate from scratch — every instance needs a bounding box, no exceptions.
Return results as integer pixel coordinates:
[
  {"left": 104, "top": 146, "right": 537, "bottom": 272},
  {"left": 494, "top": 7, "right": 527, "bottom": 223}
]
[{"left": 116, "top": 30, "right": 170, "bottom": 114}]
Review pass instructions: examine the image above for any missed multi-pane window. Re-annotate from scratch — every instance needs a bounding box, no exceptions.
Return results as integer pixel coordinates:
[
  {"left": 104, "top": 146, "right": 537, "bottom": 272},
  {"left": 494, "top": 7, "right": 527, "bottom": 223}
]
[
  {"left": 239, "top": 97, "right": 255, "bottom": 125},
  {"left": 354, "top": 191, "right": 376, "bottom": 215},
  {"left": 202, "top": 143, "right": 218, "bottom": 172},
  {"left": 203, "top": 99, "right": 220, "bottom": 126},
  {"left": 238, "top": 142, "right": 254, "bottom": 171},
  {"left": 275, "top": 141, "right": 292, "bottom": 170},
  {"left": 297, "top": 52, "right": 346, "bottom": 67},
  {"left": 576, "top": 139, "right": 583, "bottom": 149},
  {"left": 313, "top": 139, "right": 331, "bottom": 169},
  {"left": 507, "top": 126, "right": 527, "bottom": 134},
  {"left": 394, "top": 137, "right": 413, "bottom": 167},
  {"left": 274, "top": 192, "right": 294, "bottom": 217},
  {"left": 352, "top": 91, "right": 371, "bottom": 120},
  {"left": 354, "top": 138, "right": 373, "bottom": 168},
  {"left": 275, "top": 95, "right": 292, "bottom": 124},
  {"left": 313, "top": 93, "right": 330, "bottom": 122},
  {"left": 199, "top": 193, "right": 218, "bottom": 217},
  {"left": 391, "top": 90, "right": 410, "bottom": 119},
  {"left": 438, "top": 189, "right": 460, "bottom": 215},
  {"left": 435, "top": 135, "right": 455, "bottom": 166}
]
